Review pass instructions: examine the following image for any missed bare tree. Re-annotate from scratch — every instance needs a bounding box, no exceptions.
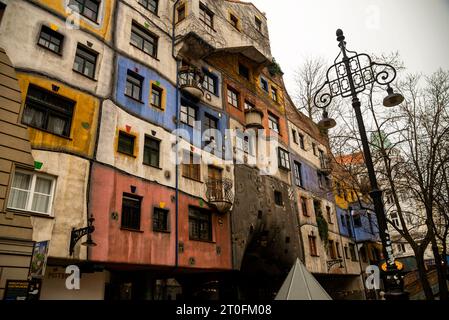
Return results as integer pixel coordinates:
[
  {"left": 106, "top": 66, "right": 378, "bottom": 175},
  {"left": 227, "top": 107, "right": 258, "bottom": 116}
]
[{"left": 293, "top": 57, "right": 328, "bottom": 121}]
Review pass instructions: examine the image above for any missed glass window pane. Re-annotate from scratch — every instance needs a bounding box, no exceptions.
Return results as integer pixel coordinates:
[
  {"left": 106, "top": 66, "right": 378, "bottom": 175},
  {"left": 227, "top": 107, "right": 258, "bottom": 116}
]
[
  {"left": 8, "top": 189, "right": 29, "bottom": 210},
  {"left": 31, "top": 194, "right": 50, "bottom": 213},
  {"left": 34, "top": 177, "right": 52, "bottom": 195},
  {"left": 12, "top": 172, "right": 31, "bottom": 189}
]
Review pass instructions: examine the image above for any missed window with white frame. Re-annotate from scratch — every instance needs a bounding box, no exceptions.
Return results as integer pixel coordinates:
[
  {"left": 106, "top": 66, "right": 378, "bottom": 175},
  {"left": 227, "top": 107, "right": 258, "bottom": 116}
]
[{"left": 7, "top": 170, "right": 56, "bottom": 215}]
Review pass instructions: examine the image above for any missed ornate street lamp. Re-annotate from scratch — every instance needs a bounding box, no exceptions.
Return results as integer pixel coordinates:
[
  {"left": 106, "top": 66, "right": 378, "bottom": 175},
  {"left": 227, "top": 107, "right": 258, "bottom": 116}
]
[
  {"left": 314, "top": 29, "right": 408, "bottom": 299},
  {"left": 69, "top": 215, "right": 96, "bottom": 256}
]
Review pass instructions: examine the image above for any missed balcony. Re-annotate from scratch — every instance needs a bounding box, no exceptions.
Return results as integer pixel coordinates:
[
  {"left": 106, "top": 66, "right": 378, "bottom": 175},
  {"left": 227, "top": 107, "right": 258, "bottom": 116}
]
[
  {"left": 205, "top": 178, "right": 234, "bottom": 214},
  {"left": 179, "top": 66, "right": 204, "bottom": 99}
]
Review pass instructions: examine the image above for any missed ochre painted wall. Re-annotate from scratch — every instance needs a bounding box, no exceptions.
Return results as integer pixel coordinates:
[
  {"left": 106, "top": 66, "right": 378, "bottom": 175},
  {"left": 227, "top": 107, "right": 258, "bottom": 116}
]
[
  {"left": 36, "top": 0, "right": 115, "bottom": 41},
  {"left": 17, "top": 74, "right": 100, "bottom": 158}
]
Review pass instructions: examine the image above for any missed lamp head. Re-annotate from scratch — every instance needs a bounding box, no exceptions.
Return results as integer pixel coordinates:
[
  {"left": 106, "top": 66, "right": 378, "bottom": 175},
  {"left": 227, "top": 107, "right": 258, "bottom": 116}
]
[
  {"left": 383, "top": 86, "right": 404, "bottom": 107},
  {"left": 318, "top": 110, "right": 337, "bottom": 130}
]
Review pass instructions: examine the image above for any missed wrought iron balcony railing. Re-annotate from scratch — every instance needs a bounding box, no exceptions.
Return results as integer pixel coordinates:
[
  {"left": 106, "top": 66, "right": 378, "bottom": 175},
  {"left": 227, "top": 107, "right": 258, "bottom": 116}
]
[
  {"left": 205, "top": 178, "right": 234, "bottom": 214},
  {"left": 178, "top": 66, "right": 204, "bottom": 98}
]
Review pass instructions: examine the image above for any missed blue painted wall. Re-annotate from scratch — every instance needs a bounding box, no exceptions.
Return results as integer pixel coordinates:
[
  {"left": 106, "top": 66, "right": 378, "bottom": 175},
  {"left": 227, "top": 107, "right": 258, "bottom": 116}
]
[
  {"left": 289, "top": 153, "right": 334, "bottom": 202},
  {"left": 115, "top": 55, "right": 178, "bottom": 131},
  {"left": 115, "top": 55, "right": 229, "bottom": 157},
  {"left": 349, "top": 202, "right": 380, "bottom": 242}
]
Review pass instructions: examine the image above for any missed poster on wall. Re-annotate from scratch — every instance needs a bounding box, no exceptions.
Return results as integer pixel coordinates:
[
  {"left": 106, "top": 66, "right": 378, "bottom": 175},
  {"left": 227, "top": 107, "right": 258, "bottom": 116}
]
[
  {"left": 3, "top": 280, "right": 29, "bottom": 301},
  {"left": 29, "top": 240, "right": 50, "bottom": 278}
]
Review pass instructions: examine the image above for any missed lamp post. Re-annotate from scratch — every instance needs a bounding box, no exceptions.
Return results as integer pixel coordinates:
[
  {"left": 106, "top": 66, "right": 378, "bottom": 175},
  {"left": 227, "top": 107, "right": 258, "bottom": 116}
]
[
  {"left": 314, "top": 29, "right": 408, "bottom": 299},
  {"left": 69, "top": 215, "right": 96, "bottom": 256}
]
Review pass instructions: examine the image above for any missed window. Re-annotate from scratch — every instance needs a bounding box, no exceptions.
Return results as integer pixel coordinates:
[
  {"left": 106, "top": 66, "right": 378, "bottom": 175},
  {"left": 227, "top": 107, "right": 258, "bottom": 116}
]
[
  {"left": 341, "top": 214, "right": 347, "bottom": 227},
  {"left": 182, "top": 150, "right": 201, "bottom": 181},
  {"left": 344, "top": 246, "right": 350, "bottom": 259},
  {"left": 346, "top": 215, "right": 353, "bottom": 237},
  {"left": 314, "top": 200, "right": 322, "bottom": 217},
  {"left": 143, "top": 136, "right": 160, "bottom": 167},
  {"left": 301, "top": 197, "right": 309, "bottom": 216},
  {"left": 151, "top": 83, "right": 163, "bottom": 108},
  {"left": 227, "top": 87, "right": 239, "bottom": 108},
  {"left": 7, "top": 170, "right": 55, "bottom": 215},
  {"left": 244, "top": 100, "right": 255, "bottom": 111},
  {"left": 319, "top": 149, "right": 326, "bottom": 168},
  {"left": 336, "top": 242, "right": 342, "bottom": 258},
  {"left": 317, "top": 171, "right": 324, "bottom": 189},
  {"left": 278, "top": 148, "right": 290, "bottom": 170},
  {"left": 117, "top": 131, "right": 135, "bottom": 156},
  {"left": 202, "top": 71, "right": 217, "bottom": 95},
  {"left": 236, "top": 131, "right": 251, "bottom": 154},
  {"left": 238, "top": 63, "right": 250, "bottom": 80},
  {"left": 360, "top": 246, "right": 368, "bottom": 263},
  {"left": 204, "top": 114, "right": 218, "bottom": 146},
  {"left": 130, "top": 22, "right": 158, "bottom": 57},
  {"left": 153, "top": 207, "right": 169, "bottom": 232},
  {"left": 292, "top": 129, "right": 298, "bottom": 144},
  {"left": 367, "top": 212, "right": 374, "bottom": 234},
  {"left": 69, "top": 0, "right": 100, "bottom": 22},
  {"left": 397, "top": 243, "right": 406, "bottom": 253},
  {"left": 353, "top": 212, "right": 362, "bottom": 227},
  {"left": 255, "top": 16, "right": 262, "bottom": 32},
  {"left": 138, "top": 0, "right": 158, "bottom": 14},
  {"left": 177, "top": 3, "right": 186, "bottom": 22},
  {"left": 180, "top": 104, "right": 196, "bottom": 126},
  {"left": 349, "top": 243, "right": 358, "bottom": 261},
  {"left": 0, "top": 3, "right": 5, "bottom": 25},
  {"left": 260, "top": 77, "right": 269, "bottom": 92},
  {"left": 125, "top": 70, "right": 143, "bottom": 101},
  {"left": 328, "top": 240, "right": 337, "bottom": 259},
  {"left": 189, "top": 207, "right": 212, "bottom": 241},
  {"left": 73, "top": 44, "right": 98, "bottom": 79},
  {"left": 298, "top": 133, "right": 305, "bottom": 149},
  {"left": 204, "top": 113, "right": 217, "bottom": 130},
  {"left": 312, "top": 142, "right": 317, "bottom": 156},
  {"left": 268, "top": 113, "right": 280, "bottom": 133},
  {"left": 208, "top": 166, "right": 223, "bottom": 200},
  {"left": 271, "top": 87, "right": 278, "bottom": 102},
  {"left": 230, "top": 13, "right": 239, "bottom": 30},
  {"left": 38, "top": 26, "right": 64, "bottom": 54},
  {"left": 326, "top": 206, "right": 332, "bottom": 224},
  {"left": 293, "top": 162, "right": 303, "bottom": 187},
  {"left": 22, "top": 85, "right": 74, "bottom": 137},
  {"left": 274, "top": 191, "right": 283, "bottom": 206},
  {"left": 199, "top": 3, "right": 213, "bottom": 29},
  {"left": 308, "top": 235, "right": 318, "bottom": 256},
  {"left": 391, "top": 212, "right": 400, "bottom": 228},
  {"left": 121, "top": 195, "right": 141, "bottom": 230}
]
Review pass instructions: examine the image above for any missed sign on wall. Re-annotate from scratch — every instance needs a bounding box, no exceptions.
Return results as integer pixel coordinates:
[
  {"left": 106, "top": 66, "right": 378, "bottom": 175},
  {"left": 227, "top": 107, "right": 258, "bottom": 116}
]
[
  {"left": 3, "top": 280, "right": 30, "bottom": 301},
  {"left": 29, "top": 240, "right": 50, "bottom": 278}
]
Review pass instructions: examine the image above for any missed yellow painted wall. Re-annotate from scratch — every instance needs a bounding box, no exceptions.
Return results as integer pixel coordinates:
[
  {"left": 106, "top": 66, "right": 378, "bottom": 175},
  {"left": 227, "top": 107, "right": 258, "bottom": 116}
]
[
  {"left": 334, "top": 180, "right": 360, "bottom": 210},
  {"left": 17, "top": 73, "right": 100, "bottom": 158},
  {"left": 37, "top": 0, "right": 114, "bottom": 41}
]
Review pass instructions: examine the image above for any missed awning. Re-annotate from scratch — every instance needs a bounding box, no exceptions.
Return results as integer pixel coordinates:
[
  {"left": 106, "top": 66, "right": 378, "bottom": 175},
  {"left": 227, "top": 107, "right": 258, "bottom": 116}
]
[{"left": 275, "top": 258, "right": 332, "bottom": 300}]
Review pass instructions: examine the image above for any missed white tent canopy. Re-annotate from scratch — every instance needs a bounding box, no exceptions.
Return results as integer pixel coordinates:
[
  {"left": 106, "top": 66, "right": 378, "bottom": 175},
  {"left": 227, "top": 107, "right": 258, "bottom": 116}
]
[{"left": 275, "top": 258, "right": 332, "bottom": 300}]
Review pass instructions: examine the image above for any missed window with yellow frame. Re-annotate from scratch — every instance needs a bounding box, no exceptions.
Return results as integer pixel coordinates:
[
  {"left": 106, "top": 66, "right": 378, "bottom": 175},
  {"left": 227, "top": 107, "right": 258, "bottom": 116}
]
[{"left": 149, "top": 81, "right": 166, "bottom": 110}]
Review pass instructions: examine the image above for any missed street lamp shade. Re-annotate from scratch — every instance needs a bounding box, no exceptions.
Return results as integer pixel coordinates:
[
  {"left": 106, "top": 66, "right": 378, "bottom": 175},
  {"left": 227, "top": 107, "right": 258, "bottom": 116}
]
[
  {"left": 383, "top": 86, "right": 404, "bottom": 107},
  {"left": 318, "top": 110, "right": 337, "bottom": 130},
  {"left": 81, "top": 237, "right": 97, "bottom": 247}
]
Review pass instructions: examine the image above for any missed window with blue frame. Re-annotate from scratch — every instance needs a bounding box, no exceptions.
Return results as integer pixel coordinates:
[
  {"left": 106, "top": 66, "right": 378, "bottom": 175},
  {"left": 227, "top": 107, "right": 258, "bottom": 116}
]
[
  {"left": 180, "top": 103, "right": 197, "bottom": 127},
  {"left": 202, "top": 69, "right": 218, "bottom": 95}
]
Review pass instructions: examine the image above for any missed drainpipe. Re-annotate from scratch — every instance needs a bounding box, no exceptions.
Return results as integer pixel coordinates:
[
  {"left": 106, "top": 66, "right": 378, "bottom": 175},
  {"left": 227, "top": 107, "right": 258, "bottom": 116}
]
[{"left": 172, "top": 0, "right": 181, "bottom": 268}]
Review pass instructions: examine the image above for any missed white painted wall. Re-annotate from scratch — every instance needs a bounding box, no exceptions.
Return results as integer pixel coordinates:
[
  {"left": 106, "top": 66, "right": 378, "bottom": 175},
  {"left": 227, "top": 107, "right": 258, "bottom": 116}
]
[
  {"left": 40, "top": 267, "right": 109, "bottom": 300},
  {"left": 30, "top": 150, "right": 90, "bottom": 260},
  {"left": 0, "top": 0, "right": 114, "bottom": 98}
]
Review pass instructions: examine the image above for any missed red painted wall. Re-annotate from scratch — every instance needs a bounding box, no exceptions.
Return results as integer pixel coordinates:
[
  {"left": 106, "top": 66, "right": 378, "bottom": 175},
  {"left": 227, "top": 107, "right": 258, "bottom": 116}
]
[{"left": 89, "top": 163, "right": 232, "bottom": 270}]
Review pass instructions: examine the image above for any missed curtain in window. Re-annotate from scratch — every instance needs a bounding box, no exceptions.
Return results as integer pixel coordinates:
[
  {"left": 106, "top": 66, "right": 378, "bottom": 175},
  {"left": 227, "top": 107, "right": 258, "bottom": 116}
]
[
  {"left": 8, "top": 172, "right": 31, "bottom": 209},
  {"left": 48, "top": 116, "right": 66, "bottom": 135},
  {"left": 31, "top": 177, "right": 52, "bottom": 213},
  {"left": 23, "top": 107, "right": 44, "bottom": 128}
]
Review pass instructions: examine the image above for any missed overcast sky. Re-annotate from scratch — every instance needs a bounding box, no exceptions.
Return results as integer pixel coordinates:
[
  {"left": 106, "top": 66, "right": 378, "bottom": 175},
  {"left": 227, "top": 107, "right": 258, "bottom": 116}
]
[{"left": 250, "top": 0, "right": 449, "bottom": 94}]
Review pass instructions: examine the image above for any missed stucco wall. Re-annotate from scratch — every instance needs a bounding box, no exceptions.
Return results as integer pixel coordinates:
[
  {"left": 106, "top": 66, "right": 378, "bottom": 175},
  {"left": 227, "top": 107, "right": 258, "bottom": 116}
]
[
  {"left": 30, "top": 150, "right": 90, "bottom": 260},
  {"left": 17, "top": 74, "right": 100, "bottom": 158},
  {"left": 88, "top": 162, "right": 232, "bottom": 270},
  {"left": 0, "top": 1, "right": 114, "bottom": 97}
]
